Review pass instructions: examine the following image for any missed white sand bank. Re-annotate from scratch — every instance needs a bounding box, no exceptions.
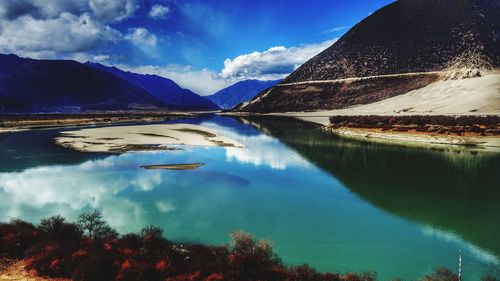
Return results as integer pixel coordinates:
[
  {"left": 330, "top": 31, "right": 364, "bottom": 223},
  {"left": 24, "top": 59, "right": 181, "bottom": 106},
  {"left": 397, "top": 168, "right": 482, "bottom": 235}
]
[
  {"left": 275, "top": 73, "right": 500, "bottom": 125},
  {"left": 55, "top": 124, "right": 244, "bottom": 153}
]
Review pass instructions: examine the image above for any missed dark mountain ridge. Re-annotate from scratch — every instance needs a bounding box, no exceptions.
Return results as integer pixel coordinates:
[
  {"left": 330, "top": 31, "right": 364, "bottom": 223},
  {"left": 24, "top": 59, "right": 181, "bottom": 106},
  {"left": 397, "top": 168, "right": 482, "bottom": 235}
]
[
  {"left": 0, "top": 54, "right": 164, "bottom": 113},
  {"left": 0, "top": 54, "right": 218, "bottom": 113},
  {"left": 285, "top": 0, "right": 499, "bottom": 83},
  {"left": 86, "top": 63, "right": 219, "bottom": 111}
]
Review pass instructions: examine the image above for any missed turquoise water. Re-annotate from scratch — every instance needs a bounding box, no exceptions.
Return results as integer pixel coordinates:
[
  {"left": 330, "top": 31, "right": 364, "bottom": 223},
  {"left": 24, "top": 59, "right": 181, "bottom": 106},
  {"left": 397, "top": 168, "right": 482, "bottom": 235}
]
[{"left": 0, "top": 115, "right": 499, "bottom": 280}]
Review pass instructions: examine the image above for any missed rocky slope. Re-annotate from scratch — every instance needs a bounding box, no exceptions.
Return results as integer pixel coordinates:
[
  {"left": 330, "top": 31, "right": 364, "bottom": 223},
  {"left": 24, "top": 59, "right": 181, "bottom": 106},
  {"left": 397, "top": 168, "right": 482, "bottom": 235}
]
[{"left": 239, "top": 0, "right": 500, "bottom": 112}]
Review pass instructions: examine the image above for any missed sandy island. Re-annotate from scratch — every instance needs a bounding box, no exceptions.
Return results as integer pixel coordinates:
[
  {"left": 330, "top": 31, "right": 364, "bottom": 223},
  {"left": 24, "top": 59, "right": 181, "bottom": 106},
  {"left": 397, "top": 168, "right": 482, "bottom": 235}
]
[
  {"left": 141, "top": 163, "right": 204, "bottom": 170},
  {"left": 54, "top": 124, "right": 244, "bottom": 153}
]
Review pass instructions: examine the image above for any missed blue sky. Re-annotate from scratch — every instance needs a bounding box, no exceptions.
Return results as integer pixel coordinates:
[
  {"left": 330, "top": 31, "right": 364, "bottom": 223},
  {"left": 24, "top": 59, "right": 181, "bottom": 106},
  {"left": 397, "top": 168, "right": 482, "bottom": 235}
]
[{"left": 0, "top": 0, "right": 394, "bottom": 94}]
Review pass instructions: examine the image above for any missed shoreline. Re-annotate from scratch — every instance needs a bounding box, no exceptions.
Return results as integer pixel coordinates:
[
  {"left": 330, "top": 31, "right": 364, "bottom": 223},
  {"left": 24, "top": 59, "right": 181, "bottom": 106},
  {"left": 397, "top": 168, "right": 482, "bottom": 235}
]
[
  {"left": 223, "top": 112, "right": 500, "bottom": 149},
  {"left": 324, "top": 126, "right": 500, "bottom": 149},
  {"left": 54, "top": 123, "right": 244, "bottom": 153},
  {"left": 0, "top": 112, "right": 200, "bottom": 134},
  {"left": 296, "top": 115, "right": 500, "bottom": 149},
  {"left": 2, "top": 112, "right": 500, "bottom": 150}
]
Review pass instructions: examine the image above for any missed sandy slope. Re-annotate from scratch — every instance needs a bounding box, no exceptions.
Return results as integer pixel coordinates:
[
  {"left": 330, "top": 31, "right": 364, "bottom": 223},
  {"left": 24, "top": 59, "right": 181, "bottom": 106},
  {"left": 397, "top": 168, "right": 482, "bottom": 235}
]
[
  {"left": 279, "top": 73, "right": 500, "bottom": 125},
  {"left": 55, "top": 124, "right": 244, "bottom": 153}
]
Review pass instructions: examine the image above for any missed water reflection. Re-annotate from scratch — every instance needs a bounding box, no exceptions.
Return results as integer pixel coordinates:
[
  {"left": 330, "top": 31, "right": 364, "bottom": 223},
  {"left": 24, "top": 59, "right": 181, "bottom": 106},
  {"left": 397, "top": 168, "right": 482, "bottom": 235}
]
[
  {"left": 240, "top": 116, "right": 500, "bottom": 259},
  {"left": 0, "top": 116, "right": 499, "bottom": 280},
  {"left": 0, "top": 127, "right": 106, "bottom": 172}
]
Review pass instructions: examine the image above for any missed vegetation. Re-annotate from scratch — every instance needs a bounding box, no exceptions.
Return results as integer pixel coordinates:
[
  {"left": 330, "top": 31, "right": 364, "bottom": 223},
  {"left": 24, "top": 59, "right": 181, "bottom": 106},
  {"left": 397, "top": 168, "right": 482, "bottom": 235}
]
[
  {"left": 328, "top": 115, "right": 500, "bottom": 136},
  {"left": 0, "top": 212, "right": 494, "bottom": 281}
]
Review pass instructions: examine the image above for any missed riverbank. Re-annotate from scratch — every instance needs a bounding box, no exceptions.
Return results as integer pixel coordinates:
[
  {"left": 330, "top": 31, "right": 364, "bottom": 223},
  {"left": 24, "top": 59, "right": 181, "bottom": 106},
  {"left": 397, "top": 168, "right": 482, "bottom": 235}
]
[
  {"left": 0, "top": 112, "right": 196, "bottom": 134},
  {"left": 223, "top": 112, "right": 500, "bottom": 149},
  {"left": 54, "top": 123, "right": 244, "bottom": 153},
  {"left": 228, "top": 72, "right": 500, "bottom": 148},
  {"left": 3, "top": 112, "right": 500, "bottom": 150},
  {"left": 322, "top": 115, "right": 500, "bottom": 148},
  {"left": 0, "top": 213, "right": 381, "bottom": 281},
  {"left": 324, "top": 126, "right": 500, "bottom": 148}
]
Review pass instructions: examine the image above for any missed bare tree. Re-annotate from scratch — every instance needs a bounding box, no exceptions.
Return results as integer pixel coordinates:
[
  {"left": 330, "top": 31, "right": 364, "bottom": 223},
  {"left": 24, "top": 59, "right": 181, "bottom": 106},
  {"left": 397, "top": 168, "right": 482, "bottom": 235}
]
[{"left": 77, "top": 210, "right": 117, "bottom": 241}]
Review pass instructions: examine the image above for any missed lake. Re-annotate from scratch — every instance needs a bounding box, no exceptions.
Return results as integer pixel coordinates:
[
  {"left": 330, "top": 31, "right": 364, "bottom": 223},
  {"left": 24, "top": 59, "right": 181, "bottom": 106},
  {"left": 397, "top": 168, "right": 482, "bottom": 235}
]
[{"left": 0, "top": 115, "right": 499, "bottom": 280}]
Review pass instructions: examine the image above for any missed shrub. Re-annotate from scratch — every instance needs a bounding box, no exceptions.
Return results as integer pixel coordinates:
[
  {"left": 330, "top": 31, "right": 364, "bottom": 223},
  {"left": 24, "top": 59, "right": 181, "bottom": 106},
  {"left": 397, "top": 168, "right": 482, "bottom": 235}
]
[
  {"left": 0, "top": 219, "right": 39, "bottom": 257},
  {"left": 227, "top": 231, "right": 282, "bottom": 280},
  {"left": 39, "top": 215, "right": 82, "bottom": 241},
  {"left": 71, "top": 254, "right": 116, "bottom": 281},
  {"left": 77, "top": 210, "right": 117, "bottom": 242},
  {"left": 420, "top": 267, "right": 458, "bottom": 281}
]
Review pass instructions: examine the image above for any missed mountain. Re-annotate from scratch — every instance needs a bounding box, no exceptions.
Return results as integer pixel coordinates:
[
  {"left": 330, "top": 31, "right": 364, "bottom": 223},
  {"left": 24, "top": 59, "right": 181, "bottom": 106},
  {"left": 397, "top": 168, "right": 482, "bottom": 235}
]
[
  {"left": 0, "top": 54, "right": 219, "bottom": 113},
  {"left": 86, "top": 63, "right": 219, "bottom": 111},
  {"left": 0, "top": 54, "right": 167, "bottom": 113},
  {"left": 206, "top": 79, "right": 281, "bottom": 109},
  {"left": 239, "top": 0, "right": 500, "bottom": 112}
]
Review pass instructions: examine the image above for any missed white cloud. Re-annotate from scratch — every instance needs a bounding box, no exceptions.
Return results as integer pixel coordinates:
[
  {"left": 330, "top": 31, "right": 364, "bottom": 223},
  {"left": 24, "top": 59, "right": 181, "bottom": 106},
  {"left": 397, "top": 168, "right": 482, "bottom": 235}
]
[
  {"left": 92, "top": 54, "right": 110, "bottom": 62},
  {"left": 0, "top": 154, "right": 168, "bottom": 233},
  {"left": 200, "top": 122, "right": 311, "bottom": 170},
  {"left": 115, "top": 64, "right": 235, "bottom": 95},
  {"left": 125, "top": 27, "right": 157, "bottom": 46},
  {"left": 326, "top": 25, "right": 348, "bottom": 33},
  {"left": 89, "top": 0, "right": 137, "bottom": 22},
  {"left": 0, "top": 0, "right": 87, "bottom": 20},
  {"left": 148, "top": 4, "right": 170, "bottom": 19},
  {"left": 0, "top": 13, "right": 121, "bottom": 57},
  {"left": 220, "top": 39, "right": 336, "bottom": 80},
  {"left": 155, "top": 200, "right": 176, "bottom": 214},
  {"left": 133, "top": 172, "right": 162, "bottom": 191},
  {"left": 0, "top": 0, "right": 136, "bottom": 22},
  {"left": 421, "top": 225, "right": 499, "bottom": 266},
  {"left": 114, "top": 39, "right": 336, "bottom": 95},
  {"left": 0, "top": 0, "right": 138, "bottom": 60}
]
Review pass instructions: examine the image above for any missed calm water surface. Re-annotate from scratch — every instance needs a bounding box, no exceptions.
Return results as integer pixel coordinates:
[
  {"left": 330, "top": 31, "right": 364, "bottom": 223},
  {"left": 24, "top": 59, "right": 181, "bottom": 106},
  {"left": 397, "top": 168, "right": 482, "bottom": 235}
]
[{"left": 0, "top": 116, "right": 499, "bottom": 280}]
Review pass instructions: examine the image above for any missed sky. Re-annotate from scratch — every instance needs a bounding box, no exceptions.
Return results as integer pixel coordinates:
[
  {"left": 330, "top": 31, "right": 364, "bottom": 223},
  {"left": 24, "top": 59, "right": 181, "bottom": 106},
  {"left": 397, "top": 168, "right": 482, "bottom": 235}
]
[{"left": 0, "top": 0, "right": 394, "bottom": 95}]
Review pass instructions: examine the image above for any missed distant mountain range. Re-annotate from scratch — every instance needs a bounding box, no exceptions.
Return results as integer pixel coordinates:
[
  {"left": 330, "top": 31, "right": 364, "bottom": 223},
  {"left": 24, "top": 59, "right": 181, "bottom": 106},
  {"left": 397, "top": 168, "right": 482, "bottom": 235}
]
[
  {"left": 86, "top": 63, "right": 219, "bottom": 111},
  {"left": 0, "top": 54, "right": 218, "bottom": 113},
  {"left": 240, "top": 0, "right": 500, "bottom": 112},
  {"left": 206, "top": 79, "right": 281, "bottom": 110}
]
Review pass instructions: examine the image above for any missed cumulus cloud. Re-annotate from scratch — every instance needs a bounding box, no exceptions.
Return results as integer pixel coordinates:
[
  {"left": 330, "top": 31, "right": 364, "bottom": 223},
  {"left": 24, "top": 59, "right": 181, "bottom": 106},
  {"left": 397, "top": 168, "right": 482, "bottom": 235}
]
[
  {"left": 0, "top": 0, "right": 135, "bottom": 22},
  {"left": 0, "top": 13, "right": 121, "bottom": 56},
  {"left": 0, "top": 0, "right": 87, "bottom": 20},
  {"left": 116, "top": 64, "right": 235, "bottom": 95},
  {"left": 0, "top": 0, "right": 139, "bottom": 59},
  {"left": 148, "top": 4, "right": 170, "bottom": 19},
  {"left": 115, "top": 39, "right": 337, "bottom": 95},
  {"left": 125, "top": 27, "right": 157, "bottom": 46},
  {"left": 89, "top": 0, "right": 137, "bottom": 22},
  {"left": 221, "top": 39, "right": 336, "bottom": 80}
]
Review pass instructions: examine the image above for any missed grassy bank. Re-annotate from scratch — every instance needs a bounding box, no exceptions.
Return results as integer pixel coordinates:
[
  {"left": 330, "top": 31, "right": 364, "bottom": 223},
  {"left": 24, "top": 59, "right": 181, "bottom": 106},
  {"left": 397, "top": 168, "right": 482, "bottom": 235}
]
[{"left": 1, "top": 212, "right": 495, "bottom": 281}]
